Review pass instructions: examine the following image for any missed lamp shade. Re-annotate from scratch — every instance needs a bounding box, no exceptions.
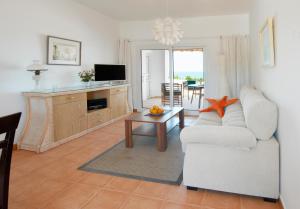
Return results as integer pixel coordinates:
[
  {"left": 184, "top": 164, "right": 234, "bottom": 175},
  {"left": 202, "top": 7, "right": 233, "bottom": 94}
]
[
  {"left": 153, "top": 17, "right": 184, "bottom": 46},
  {"left": 27, "top": 60, "right": 47, "bottom": 71}
]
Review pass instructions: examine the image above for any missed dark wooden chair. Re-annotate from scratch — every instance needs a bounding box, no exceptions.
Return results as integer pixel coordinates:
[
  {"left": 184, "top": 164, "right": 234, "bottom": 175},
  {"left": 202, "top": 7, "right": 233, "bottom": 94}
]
[
  {"left": 161, "top": 83, "right": 183, "bottom": 106},
  {"left": 0, "top": 113, "right": 21, "bottom": 209}
]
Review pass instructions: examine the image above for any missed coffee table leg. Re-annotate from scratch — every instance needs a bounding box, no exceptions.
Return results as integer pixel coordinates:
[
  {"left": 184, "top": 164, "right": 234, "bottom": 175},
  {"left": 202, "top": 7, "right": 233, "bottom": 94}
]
[
  {"left": 179, "top": 109, "right": 185, "bottom": 129},
  {"left": 125, "top": 120, "right": 133, "bottom": 148},
  {"left": 156, "top": 123, "right": 167, "bottom": 152}
]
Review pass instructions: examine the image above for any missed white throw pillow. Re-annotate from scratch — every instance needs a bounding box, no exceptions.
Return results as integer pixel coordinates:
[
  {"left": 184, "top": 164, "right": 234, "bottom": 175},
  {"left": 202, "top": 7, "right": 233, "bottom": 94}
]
[{"left": 240, "top": 87, "right": 278, "bottom": 140}]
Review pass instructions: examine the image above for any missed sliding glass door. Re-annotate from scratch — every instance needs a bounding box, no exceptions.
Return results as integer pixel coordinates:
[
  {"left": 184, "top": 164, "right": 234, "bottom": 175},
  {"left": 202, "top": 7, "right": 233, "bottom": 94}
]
[
  {"left": 173, "top": 49, "right": 204, "bottom": 111},
  {"left": 141, "top": 48, "right": 204, "bottom": 112}
]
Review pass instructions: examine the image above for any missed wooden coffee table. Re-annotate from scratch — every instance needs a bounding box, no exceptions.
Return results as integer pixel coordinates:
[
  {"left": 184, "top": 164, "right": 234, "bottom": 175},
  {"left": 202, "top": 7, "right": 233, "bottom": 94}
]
[{"left": 125, "top": 107, "right": 184, "bottom": 152}]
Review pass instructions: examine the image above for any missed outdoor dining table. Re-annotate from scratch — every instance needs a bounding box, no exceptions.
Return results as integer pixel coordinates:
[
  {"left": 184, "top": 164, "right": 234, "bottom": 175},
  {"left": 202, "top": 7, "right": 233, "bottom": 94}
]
[{"left": 189, "top": 84, "right": 205, "bottom": 108}]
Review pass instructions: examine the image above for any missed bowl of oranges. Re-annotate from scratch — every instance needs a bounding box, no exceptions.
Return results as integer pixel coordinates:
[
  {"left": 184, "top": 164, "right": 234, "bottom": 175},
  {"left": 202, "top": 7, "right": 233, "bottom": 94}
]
[{"left": 149, "top": 105, "right": 165, "bottom": 116}]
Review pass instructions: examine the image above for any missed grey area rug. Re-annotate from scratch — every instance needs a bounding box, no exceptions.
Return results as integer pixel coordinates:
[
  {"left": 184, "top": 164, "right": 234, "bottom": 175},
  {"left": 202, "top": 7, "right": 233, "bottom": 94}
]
[{"left": 79, "top": 126, "right": 184, "bottom": 185}]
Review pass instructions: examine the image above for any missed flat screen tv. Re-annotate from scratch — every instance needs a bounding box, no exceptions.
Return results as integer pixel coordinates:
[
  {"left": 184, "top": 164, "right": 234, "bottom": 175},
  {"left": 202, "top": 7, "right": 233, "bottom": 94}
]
[{"left": 94, "top": 64, "right": 126, "bottom": 81}]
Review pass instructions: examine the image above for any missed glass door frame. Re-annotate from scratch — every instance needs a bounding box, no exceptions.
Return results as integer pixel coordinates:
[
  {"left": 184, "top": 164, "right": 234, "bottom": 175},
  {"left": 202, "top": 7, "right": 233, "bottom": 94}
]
[
  {"left": 138, "top": 44, "right": 207, "bottom": 111},
  {"left": 172, "top": 47, "right": 205, "bottom": 111},
  {"left": 140, "top": 48, "right": 174, "bottom": 109}
]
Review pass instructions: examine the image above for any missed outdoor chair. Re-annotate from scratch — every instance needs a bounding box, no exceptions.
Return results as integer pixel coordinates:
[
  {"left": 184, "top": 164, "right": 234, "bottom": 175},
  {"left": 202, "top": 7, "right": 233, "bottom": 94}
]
[{"left": 161, "top": 83, "right": 183, "bottom": 106}]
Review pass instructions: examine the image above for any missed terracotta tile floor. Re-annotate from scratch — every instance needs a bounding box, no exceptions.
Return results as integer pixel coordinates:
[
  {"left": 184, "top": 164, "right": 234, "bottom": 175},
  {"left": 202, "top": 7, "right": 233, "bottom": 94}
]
[{"left": 9, "top": 117, "right": 282, "bottom": 209}]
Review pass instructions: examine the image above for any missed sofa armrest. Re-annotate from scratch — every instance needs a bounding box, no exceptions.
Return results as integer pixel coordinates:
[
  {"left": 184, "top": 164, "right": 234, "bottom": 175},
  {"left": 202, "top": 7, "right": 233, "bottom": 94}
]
[{"left": 180, "top": 125, "right": 257, "bottom": 152}]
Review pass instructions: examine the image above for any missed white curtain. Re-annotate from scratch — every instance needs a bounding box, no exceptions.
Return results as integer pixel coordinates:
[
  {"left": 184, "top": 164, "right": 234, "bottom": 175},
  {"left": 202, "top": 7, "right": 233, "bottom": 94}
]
[
  {"left": 118, "top": 39, "right": 133, "bottom": 111},
  {"left": 219, "top": 35, "right": 250, "bottom": 98}
]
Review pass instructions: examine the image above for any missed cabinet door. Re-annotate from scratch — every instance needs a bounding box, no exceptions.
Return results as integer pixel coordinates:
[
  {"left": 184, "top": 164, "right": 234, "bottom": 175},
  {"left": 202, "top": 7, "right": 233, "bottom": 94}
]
[
  {"left": 110, "top": 92, "right": 127, "bottom": 119},
  {"left": 72, "top": 101, "right": 87, "bottom": 134},
  {"left": 54, "top": 99, "right": 87, "bottom": 141},
  {"left": 53, "top": 103, "right": 74, "bottom": 141}
]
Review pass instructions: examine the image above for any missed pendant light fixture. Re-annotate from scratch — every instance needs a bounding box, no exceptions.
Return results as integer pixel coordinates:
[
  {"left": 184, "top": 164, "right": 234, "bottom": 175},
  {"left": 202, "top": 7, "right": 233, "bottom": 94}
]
[{"left": 153, "top": 0, "right": 184, "bottom": 46}]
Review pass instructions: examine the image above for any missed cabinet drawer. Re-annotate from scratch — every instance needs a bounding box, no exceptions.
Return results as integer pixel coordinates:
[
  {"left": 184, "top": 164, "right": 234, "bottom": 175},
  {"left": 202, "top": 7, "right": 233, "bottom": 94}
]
[
  {"left": 53, "top": 93, "right": 86, "bottom": 105},
  {"left": 110, "top": 87, "right": 127, "bottom": 95},
  {"left": 88, "top": 108, "right": 110, "bottom": 128}
]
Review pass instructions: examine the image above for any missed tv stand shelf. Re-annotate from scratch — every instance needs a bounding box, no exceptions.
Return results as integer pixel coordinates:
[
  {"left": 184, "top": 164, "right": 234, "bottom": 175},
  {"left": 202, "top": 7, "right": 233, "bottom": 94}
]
[
  {"left": 87, "top": 107, "right": 108, "bottom": 114},
  {"left": 19, "top": 84, "right": 130, "bottom": 153}
]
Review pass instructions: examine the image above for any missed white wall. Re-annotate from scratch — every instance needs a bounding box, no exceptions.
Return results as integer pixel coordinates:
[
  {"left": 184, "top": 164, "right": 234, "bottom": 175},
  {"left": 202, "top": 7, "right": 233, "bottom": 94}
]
[
  {"left": 141, "top": 51, "right": 150, "bottom": 101},
  {"left": 147, "top": 50, "right": 166, "bottom": 97},
  {"left": 0, "top": 0, "right": 120, "bottom": 141},
  {"left": 141, "top": 50, "right": 166, "bottom": 100},
  {"left": 250, "top": 1, "right": 300, "bottom": 209},
  {"left": 120, "top": 14, "right": 249, "bottom": 109}
]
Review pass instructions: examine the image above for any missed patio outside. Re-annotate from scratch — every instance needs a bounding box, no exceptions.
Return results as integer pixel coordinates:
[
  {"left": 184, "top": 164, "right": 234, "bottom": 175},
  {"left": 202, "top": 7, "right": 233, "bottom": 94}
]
[{"left": 142, "top": 49, "right": 204, "bottom": 113}]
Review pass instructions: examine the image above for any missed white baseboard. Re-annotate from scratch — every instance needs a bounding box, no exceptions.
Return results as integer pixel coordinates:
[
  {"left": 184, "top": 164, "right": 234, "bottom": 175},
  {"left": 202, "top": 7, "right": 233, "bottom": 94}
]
[{"left": 280, "top": 195, "right": 287, "bottom": 209}]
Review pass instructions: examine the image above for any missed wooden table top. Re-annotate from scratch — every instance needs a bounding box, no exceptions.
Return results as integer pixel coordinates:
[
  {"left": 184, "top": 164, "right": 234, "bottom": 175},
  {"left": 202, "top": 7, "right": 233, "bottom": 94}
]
[{"left": 126, "top": 107, "right": 184, "bottom": 124}]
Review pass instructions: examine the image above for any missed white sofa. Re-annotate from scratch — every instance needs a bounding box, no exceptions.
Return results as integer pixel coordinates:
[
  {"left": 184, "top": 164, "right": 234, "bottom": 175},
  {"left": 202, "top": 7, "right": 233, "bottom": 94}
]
[{"left": 180, "top": 87, "right": 279, "bottom": 200}]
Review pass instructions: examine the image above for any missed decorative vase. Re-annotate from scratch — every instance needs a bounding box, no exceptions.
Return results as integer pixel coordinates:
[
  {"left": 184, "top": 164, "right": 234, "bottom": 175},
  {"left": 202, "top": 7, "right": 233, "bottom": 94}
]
[{"left": 81, "top": 81, "right": 91, "bottom": 87}]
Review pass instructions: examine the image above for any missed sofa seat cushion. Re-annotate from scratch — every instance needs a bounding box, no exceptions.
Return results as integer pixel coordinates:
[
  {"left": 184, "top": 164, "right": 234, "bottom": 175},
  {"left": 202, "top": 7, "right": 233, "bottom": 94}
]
[
  {"left": 195, "top": 112, "right": 222, "bottom": 126},
  {"left": 222, "top": 101, "right": 246, "bottom": 127},
  {"left": 180, "top": 125, "right": 257, "bottom": 152}
]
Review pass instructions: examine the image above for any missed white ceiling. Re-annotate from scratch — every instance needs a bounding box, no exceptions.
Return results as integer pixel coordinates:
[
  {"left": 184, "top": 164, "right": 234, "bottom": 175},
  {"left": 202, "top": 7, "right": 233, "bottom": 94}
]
[{"left": 74, "top": 0, "right": 252, "bottom": 21}]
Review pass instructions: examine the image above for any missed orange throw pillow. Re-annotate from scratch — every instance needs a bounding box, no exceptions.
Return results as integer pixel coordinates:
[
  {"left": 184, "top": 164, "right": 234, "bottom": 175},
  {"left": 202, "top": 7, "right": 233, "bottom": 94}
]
[{"left": 200, "top": 96, "right": 238, "bottom": 117}]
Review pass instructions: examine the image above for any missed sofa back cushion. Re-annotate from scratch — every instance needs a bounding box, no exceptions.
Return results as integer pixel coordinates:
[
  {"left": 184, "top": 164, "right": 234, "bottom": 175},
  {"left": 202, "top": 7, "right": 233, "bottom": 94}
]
[
  {"left": 195, "top": 112, "right": 222, "bottom": 126},
  {"left": 222, "top": 101, "right": 246, "bottom": 128},
  {"left": 240, "top": 86, "right": 278, "bottom": 140}
]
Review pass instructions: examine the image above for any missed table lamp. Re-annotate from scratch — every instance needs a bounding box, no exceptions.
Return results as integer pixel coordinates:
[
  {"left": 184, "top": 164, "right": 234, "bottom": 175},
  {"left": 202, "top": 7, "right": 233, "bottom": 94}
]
[{"left": 27, "top": 60, "right": 47, "bottom": 89}]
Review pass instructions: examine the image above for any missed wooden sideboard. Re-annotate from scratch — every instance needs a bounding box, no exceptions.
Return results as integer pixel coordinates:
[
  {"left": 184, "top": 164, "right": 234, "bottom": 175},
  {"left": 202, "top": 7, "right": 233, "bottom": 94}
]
[{"left": 19, "top": 84, "right": 130, "bottom": 153}]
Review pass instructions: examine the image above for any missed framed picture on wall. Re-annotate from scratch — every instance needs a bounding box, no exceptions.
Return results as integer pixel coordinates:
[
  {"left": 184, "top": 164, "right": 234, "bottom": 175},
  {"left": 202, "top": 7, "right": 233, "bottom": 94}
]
[
  {"left": 47, "top": 36, "right": 81, "bottom": 66},
  {"left": 259, "top": 17, "right": 275, "bottom": 67}
]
